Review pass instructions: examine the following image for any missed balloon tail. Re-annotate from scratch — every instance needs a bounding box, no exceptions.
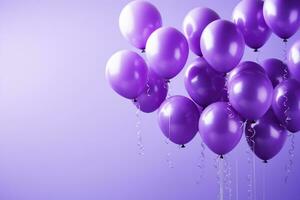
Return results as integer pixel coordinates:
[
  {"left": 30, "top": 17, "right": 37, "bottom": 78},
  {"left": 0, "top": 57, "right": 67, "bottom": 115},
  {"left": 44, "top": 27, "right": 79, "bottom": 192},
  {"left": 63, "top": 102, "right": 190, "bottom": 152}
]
[
  {"left": 135, "top": 103, "right": 144, "bottom": 155},
  {"left": 285, "top": 133, "right": 295, "bottom": 183},
  {"left": 196, "top": 140, "right": 206, "bottom": 184}
]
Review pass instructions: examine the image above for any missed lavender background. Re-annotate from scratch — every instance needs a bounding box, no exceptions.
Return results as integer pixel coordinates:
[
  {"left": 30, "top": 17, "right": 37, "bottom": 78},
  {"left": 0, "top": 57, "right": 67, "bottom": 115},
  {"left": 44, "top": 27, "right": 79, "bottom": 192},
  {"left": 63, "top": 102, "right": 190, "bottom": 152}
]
[{"left": 0, "top": 0, "right": 299, "bottom": 199}]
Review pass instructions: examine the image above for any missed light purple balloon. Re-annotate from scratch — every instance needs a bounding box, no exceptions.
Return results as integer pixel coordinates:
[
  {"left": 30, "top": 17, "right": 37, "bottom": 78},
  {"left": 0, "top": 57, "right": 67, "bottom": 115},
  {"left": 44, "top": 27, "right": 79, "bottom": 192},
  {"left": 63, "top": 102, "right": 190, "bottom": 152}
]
[
  {"left": 157, "top": 95, "right": 200, "bottom": 146},
  {"left": 199, "top": 102, "right": 243, "bottom": 156},
  {"left": 183, "top": 7, "right": 220, "bottom": 56},
  {"left": 245, "top": 109, "right": 287, "bottom": 162},
  {"left": 233, "top": 0, "right": 271, "bottom": 50},
  {"left": 106, "top": 50, "right": 148, "bottom": 99},
  {"left": 184, "top": 57, "right": 226, "bottom": 107},
  {"left": 146, "top": 27, "right": 189, "bottom": 80},
  {"left": 134, "top": 71, "right": 168, "bottom": 113},
  {"left": 272, "top": 79, "right": 300, "bottom": 133},
  {"left": 263, "top": 0, "right": 300, "bottom": 40},
  {"left": 262, "top": 58, "right": 289, "bottom": 87},
  {"left": 119, "top": 1, "right": 162, "bottom": 50},
  {"left": 228, "top": 61, "right": 273, "bottom": 120},
  {"left": 288, "top": 40, "right": 300, "bottom": 82},
  {"left": 200, "top": 19, "right": 245, "bottom": 73}
]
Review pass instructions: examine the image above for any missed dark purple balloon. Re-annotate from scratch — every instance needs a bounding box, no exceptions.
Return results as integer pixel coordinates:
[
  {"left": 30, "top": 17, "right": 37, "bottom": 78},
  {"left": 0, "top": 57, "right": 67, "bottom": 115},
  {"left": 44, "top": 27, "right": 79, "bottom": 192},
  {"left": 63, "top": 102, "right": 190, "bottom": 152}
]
[
  {"left": 228, "top": 61, "right": 273, "bottom": 120},
  {"left": 200, "top": 19, "right": 245, "bottom": 73},
  {"left": 245, "top": 109, "right": 287, "bottom": 162},
  {"left": 272, "top": 79, "right": 300, "bottom": 133},
  {"left": 106, "top": 50, "right": 148, "bottom": 99},
  {"left": 134, "top": 71, "right": 168, "bottom": 113},
  {"left": 263, "top": 0, "right": 300, "bottom": 40},
  {"left": 119, "top": 1, "right": 162, "bottom": 50},
  {"left": 157, "top": 96, "right": 200, "bottom": 145},
  {"left": 199, "top": 102, "right": 243, "bottom": 155},
  {"left": 184, "top": 57, "right": 226, "bottom": 107},
  {"left": 262, "top": 58, "right": 289, "bottom": 87},
  {"left": 288, "top": 40, "right": 300, "bottom": 82},
  {"left": 146, "top": 27, "right": 189, "bottom": 80},
  {"left": 233, "top": 0, "right": 271, "bottom": 50},
  {"left": 183, "top": 7, "right": 220, "bottom": 56}
]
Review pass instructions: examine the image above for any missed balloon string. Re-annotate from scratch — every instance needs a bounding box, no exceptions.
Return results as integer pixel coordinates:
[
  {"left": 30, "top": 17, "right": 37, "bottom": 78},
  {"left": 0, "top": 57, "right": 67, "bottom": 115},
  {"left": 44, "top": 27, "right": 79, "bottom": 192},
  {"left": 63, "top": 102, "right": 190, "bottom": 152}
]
[
  {"left": 135, "top": 103, "right": 144, "bottom": 155},
  {"left": 165, "top": 101, "right": 173, "bottom": 169},
  {"left": 219, "top": 157, "right": 224, "bottom": 200},
  {"left": 235, "top": 159, "right": 239, "bottom": 200},
  {"left": 224, "top": 157, "right": 232, "bottom": 200},
  {"left": 246, "top": 122, "right": 253, "bottom": 200},
  {"left": 248, "top": 121, "right": 257, "bottom": 200},
  {"left": 285, "top": 133, "right": 295, "bottom": 183},
  {"left": 254, "top": 49, "right": 260, "bottom": 64},
  {"left": 196, "top": 140, "right": 206, "bottom": 184},
  {"left": 263, "top": 163, "right": 267, "bottom": 200}
]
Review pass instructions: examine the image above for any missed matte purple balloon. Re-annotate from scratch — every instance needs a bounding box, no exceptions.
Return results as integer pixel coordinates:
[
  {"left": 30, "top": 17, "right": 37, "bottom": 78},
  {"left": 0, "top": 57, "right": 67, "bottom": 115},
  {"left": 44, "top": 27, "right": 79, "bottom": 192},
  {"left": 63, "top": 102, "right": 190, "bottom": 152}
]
[
  {"left": 184, "top": 57, "right": 226, "bottom": 107},
  {"left": 245, "top": 109, "right": 287, "bottom": 162},
  {"left": 200, "top": 19, "right": 245, "bottom": 73},
  {"left": 262, "top": 58, "right": 289, "bottom": 87},
  {"left": 199, "top": 102, "right": 243, "bottom": 156},
  {"left": 263, "top": 0, "right": 300, "bottom": 40},
  {"left": 119, "top": 1, "right": 162, "bottom": 50},
  {"left": 183, "top": 7, "right": 220, "bottom": 56},
  {"left": 146, "top": 27, "right": 189, "bottom": 80},
  {"left": 233, "top": 0, "right": 271, "bottom": 50},
  {"left": 106, "top": 50, "right": 148, "bottom": 99},
  {"left": 134, "top": 71, "right": 168, "bottom": 113},
  {"left": 228, "top": 61, "right": 273, "bottom": 120},
  {"left": 272, "top": 79, "right": 300, "bottom": 133},
  {"left": 157, "top": 95, "right": 200, "bottom": 145},
  {"left": 288, "top": 40, "right": 300, "bottom": 82}
]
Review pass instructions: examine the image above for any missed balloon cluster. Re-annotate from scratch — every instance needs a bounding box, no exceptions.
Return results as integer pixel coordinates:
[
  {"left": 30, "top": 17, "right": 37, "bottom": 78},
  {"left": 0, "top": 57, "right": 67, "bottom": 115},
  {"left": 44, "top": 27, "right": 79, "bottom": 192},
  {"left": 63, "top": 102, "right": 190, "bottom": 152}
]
[{"left": 106, "top": 0, "right": 300, "bottom": 163}]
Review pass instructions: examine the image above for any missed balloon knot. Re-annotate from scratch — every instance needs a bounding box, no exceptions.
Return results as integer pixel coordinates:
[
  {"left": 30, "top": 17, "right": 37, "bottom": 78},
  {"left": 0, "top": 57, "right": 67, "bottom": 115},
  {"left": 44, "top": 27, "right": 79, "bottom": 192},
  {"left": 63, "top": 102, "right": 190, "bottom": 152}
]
[
  {"left": 263, "top": 160, "right": 268, "bottom": 164},
  {"left": 254, "top": 49, "right": 258, "bottom": 52},
  {"left": 220, "top": 155, "right": 224, "bottom": 159},
  {"left": 181, "top": 144, "right": 185, "bottom": 148},
  {"left": 165, "top": 80, "right": 170, "bottom": 83},
  {"left": 133, "top": 99, "right": 137, "bottom": 103},
  {"left": 283, "top": 39, "right": 288, "bottom": 43},
  {"left": 141, "top": 49, "right": 145, "bottom": 53}
]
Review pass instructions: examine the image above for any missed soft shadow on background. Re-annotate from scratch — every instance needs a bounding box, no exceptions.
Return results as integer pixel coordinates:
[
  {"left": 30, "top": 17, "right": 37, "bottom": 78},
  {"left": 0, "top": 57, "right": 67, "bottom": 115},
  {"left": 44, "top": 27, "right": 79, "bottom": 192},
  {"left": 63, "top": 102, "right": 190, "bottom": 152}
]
[{"left": 0, "top": 0, "right": 298, "bottom": 199}]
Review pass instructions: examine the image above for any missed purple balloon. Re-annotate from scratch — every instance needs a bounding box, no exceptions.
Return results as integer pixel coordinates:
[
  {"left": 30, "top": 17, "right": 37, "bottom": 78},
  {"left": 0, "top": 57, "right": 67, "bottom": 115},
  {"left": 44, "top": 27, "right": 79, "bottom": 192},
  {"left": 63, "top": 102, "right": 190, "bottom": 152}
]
[
  {"left": 228, "top": 61, "right": 273, "bottom": 120},
  {"left": 263, "top": 0, "right": 300, "bottom": 40},
  {"left": 106, "top": 50, "right": 148, "bottom": 99},
  {"left": 146, "top": 27, "right": 189, "bottom": 80},
  {"left": 199, "top": 102, "right": 243, "bottom": 156},
  {"left": 119, "top": 1, "right": 162, "bottom": 50},
  {"left": 134, "top": 71, "right": 168, "bottom": 113},
  {"left": 262, "top": 58, "right": 289, "bottom": 87},
  {"left": 157, "top": 95, "right": 200, "bottom": 145},
  {"left": 245, "top": 109, "right": 287, "bottom": 162},
  {"left": 233, "top": 0, "right": 271, "bottom": 50},
  {"left": 184, "top": 57, "right": 226, "bottom": 107},
  {"left": 288, "top": 40, "right": 300, "bottom": 82},
  {"left": 183, "top": 7, "right": 220, "bottom": 56},
  {"left": 200, "top": 19, "right": 245, "bottom": 73},
  {"left": 272, "top": 79, "right": 300, "bottom": 133}
]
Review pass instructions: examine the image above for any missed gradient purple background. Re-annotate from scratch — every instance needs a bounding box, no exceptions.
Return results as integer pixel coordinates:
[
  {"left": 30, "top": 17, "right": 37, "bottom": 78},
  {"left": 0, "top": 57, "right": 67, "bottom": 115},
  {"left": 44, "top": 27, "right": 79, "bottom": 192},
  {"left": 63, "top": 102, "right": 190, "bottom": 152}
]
[{"left": 0, "top": 0, "right": 299, "bottom": 199}]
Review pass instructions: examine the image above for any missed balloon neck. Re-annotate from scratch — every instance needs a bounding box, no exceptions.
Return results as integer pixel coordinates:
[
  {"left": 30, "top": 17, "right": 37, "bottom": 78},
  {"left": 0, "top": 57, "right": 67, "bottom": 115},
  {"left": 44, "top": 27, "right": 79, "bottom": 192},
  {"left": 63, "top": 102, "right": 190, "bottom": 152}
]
[
  {"left": 181, "top": 144, "right": 185, "bottom": 148},
  {"left": 254, "top": 49, "right": 258, "bottom": 52},
  {"left": 141, "top": 49, "right": 145, "bottom": 53},
  {"left": 220, "top": 155, "right": 224, "bottom": 159},
  {"left": 283, "top": 39, "right": 288, "bottom": 43},
  {"left": 263, "top": 160, "right": 268, "bottom": 164},
  {"left": 133, "top": 99, "right": 137, "bottom": 103}
]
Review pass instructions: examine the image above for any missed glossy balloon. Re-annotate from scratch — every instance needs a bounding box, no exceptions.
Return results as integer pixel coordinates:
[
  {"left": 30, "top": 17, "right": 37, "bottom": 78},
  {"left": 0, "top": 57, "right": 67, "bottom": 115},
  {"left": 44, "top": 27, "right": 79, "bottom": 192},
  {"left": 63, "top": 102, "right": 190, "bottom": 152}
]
[
  {"left": 263, "top": 0, "right": 300, "bottom": 40},
  {"left": 183, "top": 7, "right": 220, "bottom": 56},
  {"left": 134, "top": 71, "right": 168, "bottom": 113},
  {"left": 158, "top": 96, "right": 200, "bottom": 145},
  {"left": 228, "top": 61, "right": 273, "bottom": 120},
  {"left": 184, "top": 57, "right": 226, "bottom": 107},
  {"left": 200, "top": 19, "right": 245, "bottom": 73},
  {"left": 272, "top": 79, "right": 300, "bottom": 133},
  {"left": 288, "top": 40, "right": 300, "bottom": 82},
  {"left": 245, "top": 110, "right": 287, "bottom": 161},
  {"left": 106, "top": 50, "right": 148, "bottom": 99},
  {"left": 262, "top": 58, "right": 289, "bottom": 87},
  {"left": 146, "top": 27, "right": 189, "bottom": 80},
  {"left": 119, "top": 1, "right": 162, "bottom": 49},
  {"left": 199, "top": 102, "right": 243, "bottom": 155},
  {"left": 233, "top": 0, "right": 271, "bottom": 50}
]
